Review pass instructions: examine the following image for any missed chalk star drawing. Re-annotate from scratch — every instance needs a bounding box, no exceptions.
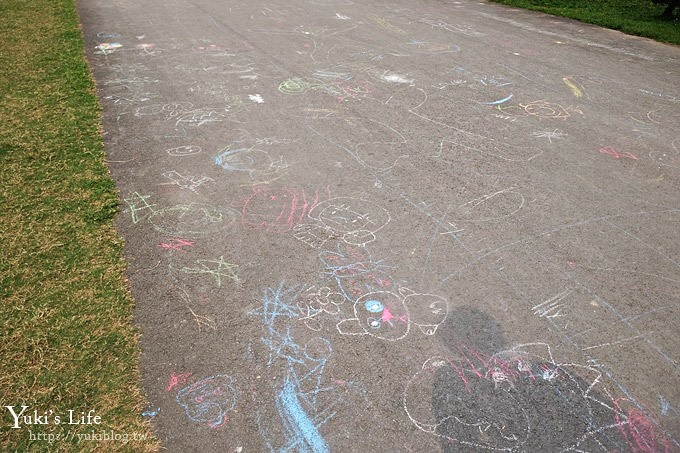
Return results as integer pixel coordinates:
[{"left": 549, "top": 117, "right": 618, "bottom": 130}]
[
  {"left": 531, "top": 129, "right": 567, "bottom": 144},
  {"left": 181, "top": 256, "right": 239, "bottom": 286},
  {"left": 123, "top": 192, "right": 156, "bottom": 223}
]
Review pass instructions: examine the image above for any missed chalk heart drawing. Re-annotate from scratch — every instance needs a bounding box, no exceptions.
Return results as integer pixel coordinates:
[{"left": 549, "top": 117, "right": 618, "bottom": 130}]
[
  {"left": 308, "top": 197, "right": 390, "bottom": 246},
  {"left": 336, "top": 288, "right": 448, "bottom": 341},
  {"left": 175, "top": 375, "right": 237, "bottom": 429},
  {"left": 403, "top": 343, "right": 636, "bottom": 451}
]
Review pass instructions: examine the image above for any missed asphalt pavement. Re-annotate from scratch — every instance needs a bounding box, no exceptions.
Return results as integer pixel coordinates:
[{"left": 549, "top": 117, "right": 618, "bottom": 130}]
[{"left": 77, "top": 0, "right": 680, "bottom": 450}]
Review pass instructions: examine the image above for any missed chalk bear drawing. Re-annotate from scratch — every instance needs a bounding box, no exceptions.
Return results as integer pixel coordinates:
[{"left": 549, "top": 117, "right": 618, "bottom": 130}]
[{"left": 336, "top": 287, "right": 448, "bottom": 341}]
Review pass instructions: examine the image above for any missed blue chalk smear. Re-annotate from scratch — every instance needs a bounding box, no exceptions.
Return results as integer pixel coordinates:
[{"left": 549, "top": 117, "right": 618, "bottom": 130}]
[
  {"left": 479, "top": 93, "right": 513, "bottom": 105},
  {"left": 277, "top": 377, "right": 329, "bottom": 453}
]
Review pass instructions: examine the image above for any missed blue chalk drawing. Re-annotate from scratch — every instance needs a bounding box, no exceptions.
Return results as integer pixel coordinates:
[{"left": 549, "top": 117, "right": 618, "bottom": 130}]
[{"left": 276, "top": 375, "right": 331, "bottom": 453}]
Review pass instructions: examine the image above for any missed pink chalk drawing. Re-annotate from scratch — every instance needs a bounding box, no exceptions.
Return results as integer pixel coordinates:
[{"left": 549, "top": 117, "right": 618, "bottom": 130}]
[
  {"left": 158, "top": 238, "right": 195, "bottom": 252},
  {"left": 241, "top": 186, "right": 330, "bottom": 233},
  {"left": 167, "top": 372, "right": 193, "bottom": 392},
  {"left": 175, "top": 375, "right": 237, "bottom": 429},
  {"left": 599, "top": 146, "right": 639, "bottom": 160},
  {"left": 614, "top": 398, "right": 671, "bottom": 453}
]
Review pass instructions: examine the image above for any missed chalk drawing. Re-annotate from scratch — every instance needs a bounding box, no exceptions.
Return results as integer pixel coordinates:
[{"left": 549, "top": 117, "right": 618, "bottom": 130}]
[
  {"left": 94, "top": 42, "right": 122, "bottom": 55},
  {"left": 166, "top": 145, "right": 202, "bottom": 157},
  {"left": 598, "top": 146, "right": 639, "bottom": 161},
  {"left": 180, "top": 256, "right": 239, "bottom": 287},
  {"left": 297, "top": 286, "right": 346, "bottom": 331},
  {"left": 241, "top": 186, "right": 328, "bottom": 233},
  {"left": 403, "top": 39, "right": 461, "bottom": 55},
  {"left": 214, "top": 146, "right": 288, "bottom": 182},
  {"left": 158, "top": 238, "right": 194, "bottom": 252},
  {"left": 648, "top": 139, "right": 680, "bottom": 167},
  {"left": 531, "top": 129, "right": 567, "bottom": 144},
  {"left": 308, "top": 197, "right": 391, "bottom": 246},
  {"left": 249, "top": 283, "right": 361, "bottom": 451},
  {"left": 520, "top": 100, "right": 583, "bottom": 120},
  {"left": 417, "top": 16, "right": 484, "bottom": 37},
  {"left": 614, "top": 398, "right": 672, "bottom": 452},
  {"left": 336, "top": 287, "right": 447, "bottom": 340},
  {"left": 167, "top": 372, "right": 193, "bottom": 392},
  {"left": 454, "top": 187, "right": 526, "bottom": 223},
  {"left": 176, "top": 375, "right": 237, "bottom": 428},
  {"left": 439, "top": 128, "right": 543, "bottom": 162},
  {"left": 562, "top": 76, "right": 584, "bottom": 98},
  {"left": 148, "top": 203, "right": 240, "bottom": 238},
  {"left": 404, "top": 343, "right": 633, "bottom": 451},
  {"left": 531, "top": 289, "right": 573, "bottom": 320},
  {"left": 248, "top": 94, "right": 264, "bottom": 104},
  {"left": 123, "top": 192, "right": 156, "bottom": 224},
  {"left": 162, "top": 170, "right": 214, "bottom": 193},
  {"left": 319, "top": 242, "right": 396, "bottom": 302}
]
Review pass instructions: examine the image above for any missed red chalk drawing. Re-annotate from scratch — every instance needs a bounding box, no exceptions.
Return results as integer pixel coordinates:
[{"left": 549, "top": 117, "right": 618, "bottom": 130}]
[{"left": 599, "top": 147, "right": 639, "bottom": 160}]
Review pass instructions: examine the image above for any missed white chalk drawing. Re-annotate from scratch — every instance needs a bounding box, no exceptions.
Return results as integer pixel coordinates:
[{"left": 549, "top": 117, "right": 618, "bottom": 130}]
[
  {"left": 161, "top": 171, "right": 213, "bottom": 193},
  {"left": 403, "top": 343, "right": 647, "bottom": 451},
  {"left": 306, "top": 197, "right": 391, "bottom": 246},
  {"left": 336, "top": 287, "right": 448, "bottom": 341}
]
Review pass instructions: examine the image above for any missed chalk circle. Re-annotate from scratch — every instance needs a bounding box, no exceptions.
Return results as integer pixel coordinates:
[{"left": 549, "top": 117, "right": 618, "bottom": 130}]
[
  {"left": 367, "top": 317, "right": 381, "bottom": 329},
  {"left": 215, "top": 148, "right": 273, "bottom": 173},
  {"left": 149, "top": 204, "right": 239, "bottom": 237},
  {"left": 355, "top": 292, "right": 410, "bottom": 341},
  {"left": 303, "top": 337, "right": 332, "bottom": 361},
  {"left": 364, "top": 299, "right": 384, "bottom": 313},
  {"left": 167, "top": 145, "right": 202, "bottom": 157}
]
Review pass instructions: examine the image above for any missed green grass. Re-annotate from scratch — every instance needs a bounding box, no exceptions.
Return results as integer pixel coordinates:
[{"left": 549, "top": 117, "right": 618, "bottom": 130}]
[
  {"left": 489, "top": 0, "right": 680, "bottom": 45},
  {"left": 0, "top": 0, "right": 158, "bottom": 450}
]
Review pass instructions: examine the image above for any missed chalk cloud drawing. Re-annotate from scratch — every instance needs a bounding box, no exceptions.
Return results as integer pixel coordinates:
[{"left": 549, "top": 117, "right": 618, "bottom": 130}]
[{"left": 175, "top": 375, "right": 237, "bottom": 429}]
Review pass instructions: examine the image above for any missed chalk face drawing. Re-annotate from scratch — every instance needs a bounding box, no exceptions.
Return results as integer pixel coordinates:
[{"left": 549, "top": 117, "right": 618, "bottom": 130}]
[
  {"left": 404, "top": 343, "right": 639, "bottom": 451},
  {"left": 336, "top": 288, "right": 448, "bottom": 341},
  {"left": 175, "top": 375, "right": 237, "bottom": 429},
  {"left": 308, "top": 197, "right": 390, "bottom": 246}
]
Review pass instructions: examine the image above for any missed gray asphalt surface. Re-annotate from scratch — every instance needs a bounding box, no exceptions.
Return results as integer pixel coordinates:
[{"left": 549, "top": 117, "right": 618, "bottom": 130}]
[{"left": 77, "top": 0, "right": 680, "bottom": 451}]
